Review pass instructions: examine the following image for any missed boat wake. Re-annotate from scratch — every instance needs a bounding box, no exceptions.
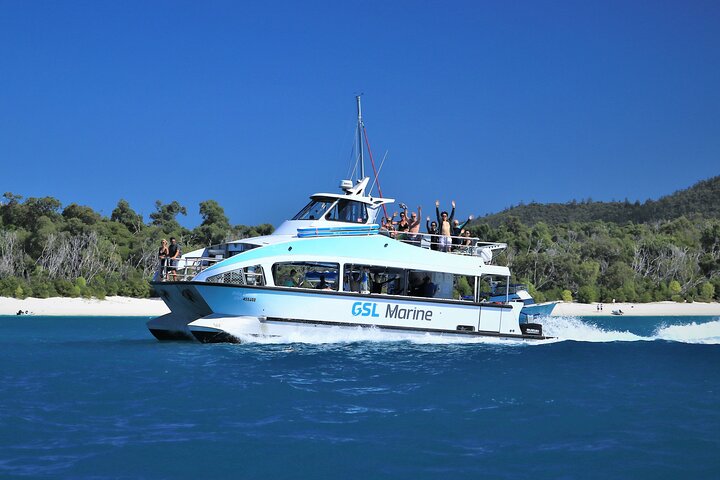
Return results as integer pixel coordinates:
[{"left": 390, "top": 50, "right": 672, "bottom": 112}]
[
  {"left": 541, "top": 317, "right": 720, "bottom": 345},
  {"left": 227, "top": 317, "right": 720, "bottom": 345}
]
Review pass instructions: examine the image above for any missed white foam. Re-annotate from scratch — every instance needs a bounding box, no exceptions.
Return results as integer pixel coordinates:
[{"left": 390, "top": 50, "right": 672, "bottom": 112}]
[
  {"left": 232, "top": 317, "right": 720, "bottom": 346},
  {"left": 539, "top": 316, "right": 720, "bottom": 345},
  {"left": 540, "top": 316, "right": 645, "bottom": 343},
  {"left": 654, "top": 320, "right": 720, "bottom": 344}
]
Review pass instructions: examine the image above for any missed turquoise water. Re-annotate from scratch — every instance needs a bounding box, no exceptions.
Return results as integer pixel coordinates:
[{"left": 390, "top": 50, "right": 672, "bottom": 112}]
[{"left": 0, "top": 315, "right": 719, "bottom": 479}]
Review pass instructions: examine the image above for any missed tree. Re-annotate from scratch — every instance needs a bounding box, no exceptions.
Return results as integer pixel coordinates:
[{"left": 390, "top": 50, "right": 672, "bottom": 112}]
[
  {"left": 63, "top": 203, "right": 101, "bottom": 225},
  {"left": 195, "top": 200, "right": 231, "bottom": 245},
  {"left": 111, "top": 199, "right": 144, "bottom": 233},
  {"left": 149, "top": 200, "right": 187, "bottom": 235}
]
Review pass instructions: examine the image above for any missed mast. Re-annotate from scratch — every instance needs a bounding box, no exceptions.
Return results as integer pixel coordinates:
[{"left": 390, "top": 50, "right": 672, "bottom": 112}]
[{"left": 356, "top": 95, "right": 365, "bottom": 180}]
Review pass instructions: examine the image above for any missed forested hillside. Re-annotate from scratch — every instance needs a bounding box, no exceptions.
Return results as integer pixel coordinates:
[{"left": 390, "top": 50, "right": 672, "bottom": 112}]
[
  {"left": 1, "top": 177, "right": 719, "bottom": 303},
  {"left": 479, "top": 176, "right": 720, "bottom": 227},
  {"left": 0, "top": 194, "right": 273, "bottom": 299}
]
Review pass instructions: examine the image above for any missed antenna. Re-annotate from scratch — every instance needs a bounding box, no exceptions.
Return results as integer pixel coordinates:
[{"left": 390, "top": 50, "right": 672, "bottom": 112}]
[{"left": 356, "top": 95, "right": 364, "bottom": 180}]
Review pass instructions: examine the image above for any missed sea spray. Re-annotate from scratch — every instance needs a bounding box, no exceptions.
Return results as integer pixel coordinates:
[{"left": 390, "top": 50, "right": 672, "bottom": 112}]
[
  {"left": 654, "top": 319, "right": 720, "bottom": 344},
  {"left": 229, "top": 316, "right": 720, "bottom": 345}
]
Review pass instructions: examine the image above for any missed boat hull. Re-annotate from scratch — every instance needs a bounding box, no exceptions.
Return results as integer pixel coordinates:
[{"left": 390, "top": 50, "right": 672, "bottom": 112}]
[
  {"left": 149, "top": 281, "right": 549, "bottom": 343},
  {"left": 147, "top": 282, "right": 213, "bottom": 341},
  {"left": 188, "top": 314, "right": 549, "bottom": 343}
]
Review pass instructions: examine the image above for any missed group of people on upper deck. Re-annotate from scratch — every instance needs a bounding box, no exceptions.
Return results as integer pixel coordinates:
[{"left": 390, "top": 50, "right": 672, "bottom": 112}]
[{"left": 379, "top": 200, "right": 473, "bottom": 253}]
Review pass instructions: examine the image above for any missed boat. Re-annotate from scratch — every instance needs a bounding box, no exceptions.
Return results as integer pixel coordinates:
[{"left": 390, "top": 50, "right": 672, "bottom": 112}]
[{"left": 147, "top": 98, "right": 550, "bottom": 343}]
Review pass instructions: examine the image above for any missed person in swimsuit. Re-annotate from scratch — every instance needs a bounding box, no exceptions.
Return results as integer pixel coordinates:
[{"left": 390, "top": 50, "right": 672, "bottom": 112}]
[
  {"left": 157, "top": 239, "right": 169, "bottom": 279},
  {"left": 435, "top": 200, "right": 455, "bottom": 252},
  {"left": 407, "top": 206, "right": 422, "bottom": 246}
]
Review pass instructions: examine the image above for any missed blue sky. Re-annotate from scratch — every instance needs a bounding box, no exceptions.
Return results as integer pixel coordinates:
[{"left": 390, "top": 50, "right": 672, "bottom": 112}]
[{"left": 1, "top": 1, "right": 719, "bottom": 228}]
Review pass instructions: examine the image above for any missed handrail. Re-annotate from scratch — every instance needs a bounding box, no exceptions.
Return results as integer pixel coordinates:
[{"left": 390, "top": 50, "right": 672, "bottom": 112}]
[
  {"left": 155, "top": 255, "right": 223, "bottom": 282},
  {"left": 379, "top": 230, "right": 505, "bottom": 260}
]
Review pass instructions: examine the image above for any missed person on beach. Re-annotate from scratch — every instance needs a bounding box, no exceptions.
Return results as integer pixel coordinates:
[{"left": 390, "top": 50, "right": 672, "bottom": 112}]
[
  {"left": 158, "top": 239, "right": 169, "bottom": 279},
  {"left": 436, "top": 200, "right": 456, "bottom": 252},
  {"left": 167, "top": 237, "right": 181, "bottom": 281},
  {"left": 426, "top": 218, "right": 439, "bottom": 250}
]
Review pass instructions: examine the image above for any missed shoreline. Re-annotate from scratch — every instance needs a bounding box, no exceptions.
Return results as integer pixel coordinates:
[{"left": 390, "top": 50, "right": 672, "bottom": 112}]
[
  {"left": 0, "top": 296, "right": 170, "bottom": 317},
  {"left": 1, "top": 296, "right": 719, "bottom": 318},
  {"left": 551, "top": 301, "right": 720, "bottom": 317}
]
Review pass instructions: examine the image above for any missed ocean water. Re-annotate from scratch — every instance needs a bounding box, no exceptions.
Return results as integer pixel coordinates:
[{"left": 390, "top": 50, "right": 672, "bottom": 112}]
[{"left": 0, "top": 315, "right": 718, "bottom": 479}]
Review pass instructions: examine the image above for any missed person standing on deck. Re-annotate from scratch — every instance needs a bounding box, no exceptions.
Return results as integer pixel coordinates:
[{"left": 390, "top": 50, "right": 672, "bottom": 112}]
[
  {"left": 435, "top": 200, "right": 455, "bottom": 252},
  {"left": 167, "top": 237, "right": 181, "bottom": 281},
  {"left": 157, "top": 239, "right": 169, "bottom": 280},
  {"left": 407, "top": 206, "right": 422, "bottom": 246},
  {"left": 451, "top": 215, "right": 473, "bottom": 250},
  {"left": 426, "top": 218, "right": 439, "bottom": 250}
]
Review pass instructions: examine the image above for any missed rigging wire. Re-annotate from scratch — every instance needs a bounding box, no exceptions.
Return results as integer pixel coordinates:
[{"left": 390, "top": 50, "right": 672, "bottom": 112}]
[
  {"left": 368, "top": 150, "right": 388, "bottom": 195},
  {"left": 362, "top": 126, "right": 389, "bottom": 221}
]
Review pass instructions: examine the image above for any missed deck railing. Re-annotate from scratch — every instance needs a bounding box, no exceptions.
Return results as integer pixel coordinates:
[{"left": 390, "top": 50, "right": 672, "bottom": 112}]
[
  {"left": 155, "top": 256, "right": 223, "bottom": 282},
  {"left": 381, "top": 230, "right": 506, "bottom": 261}
]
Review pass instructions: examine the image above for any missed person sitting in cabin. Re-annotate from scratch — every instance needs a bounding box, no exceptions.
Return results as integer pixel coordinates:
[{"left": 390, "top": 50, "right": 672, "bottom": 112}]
[
  {"left": 420, "top": 276, "right": 437, "bottom": 298},
  {"left": 167, "top": 237, "right": 181, "bottom": 281},
  {"left": 157, "top": 239, "right": 169, "bottom": 279},
  {"left": 435, "top": 200, "right": 456, "bottom": 252},
  {"left": 451, "top": 215, "right": 473, "bottom": 251},
  {"left": 426, "top": 218, "right": 440, "bottom": 250},
  {"left": 316, "top": 274, "right": 331, "bottom": 290},
  {"left": 284, "top": 269, "right": 305, "bottom": 288},
  {"left": 371, "top": 273, "right": 395, "bottom": 294}
]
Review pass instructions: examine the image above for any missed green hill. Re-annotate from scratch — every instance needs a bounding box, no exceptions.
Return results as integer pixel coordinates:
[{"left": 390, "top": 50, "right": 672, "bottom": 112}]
[{"left": 477, "top": 175, "right": 720, "bottom": 227}]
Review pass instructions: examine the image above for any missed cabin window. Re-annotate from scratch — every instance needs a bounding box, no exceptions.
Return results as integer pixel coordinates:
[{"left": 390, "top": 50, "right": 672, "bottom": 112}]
[
  {"left": 343, "top": 264, "right": 405, "bottom": 294},
  {"left": 342, "top": 264, "right": 476, "bottom": 301},
  {"left": 207, "top": 265, "right": 265, "bottom": 286},
  {"left": 325, "top": 199, "right": 368, "bottom": 223},
  {"left": 272, "top": 262, "right": 339, "bottom": 291},
  {"left": 292, "top": 198, "right": 334, "bottom": 221}
]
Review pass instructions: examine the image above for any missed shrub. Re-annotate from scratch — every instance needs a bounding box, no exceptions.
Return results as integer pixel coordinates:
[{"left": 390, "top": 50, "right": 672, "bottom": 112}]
[
  {"left": 699, "top": 282, "right": 715, "bottom": 302},
  {"left": 577, "top": 285, "right": 599, "bottom": 303}
]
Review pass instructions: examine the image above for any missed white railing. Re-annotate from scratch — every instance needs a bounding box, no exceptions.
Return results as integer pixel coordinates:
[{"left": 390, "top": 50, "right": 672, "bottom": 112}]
[
  {"left": 380, "top": 230, "right": 506, "bottom": 260},
  {"left": 155, "top": 256, "right": 223, "bottom": 282}
]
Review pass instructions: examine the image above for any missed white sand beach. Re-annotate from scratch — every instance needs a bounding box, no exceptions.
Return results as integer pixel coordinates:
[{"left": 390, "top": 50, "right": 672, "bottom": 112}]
[
  {"left": 553, "top": 301, "right": 720, "bottom": 317},
  {"left": 1, "top": 296, "right": 718, "bottom": 318},
  {"left": 0, "top": 296, "right": 170, "bottom": 317}
]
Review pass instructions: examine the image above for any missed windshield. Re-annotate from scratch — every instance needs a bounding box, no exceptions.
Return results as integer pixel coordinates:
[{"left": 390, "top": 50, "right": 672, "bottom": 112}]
[
  {"left": 292, "top": 198, "right": 335, "bottom": 220},
  {"left": 326, "top": 199, "right": 368, "bottom": 223}
]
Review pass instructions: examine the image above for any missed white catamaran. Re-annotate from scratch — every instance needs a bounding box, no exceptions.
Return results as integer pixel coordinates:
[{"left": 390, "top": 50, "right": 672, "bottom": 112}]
[{"left": 147, "top": 98, "right": 549, "bottom": 343}]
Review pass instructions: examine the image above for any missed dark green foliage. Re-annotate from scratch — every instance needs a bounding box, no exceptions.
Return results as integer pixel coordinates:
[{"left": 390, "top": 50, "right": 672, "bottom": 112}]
[
  {"left": 0, "top": 194, "right": 274, "bottom": 299},
  {"left": 479, "top": 176, "right": 720, "bottom": 227},
  {"left": 150, "top": 200, "right": 189, "bottom": 236},
  {"left": 468, "top": 215, "right": 720, "bottom": 303},
  {"left": 195, "top": 200, "right": 231, "bottom": 245},
  {"left": 111, "top": 199, "right": 144, "bottom": 233}
]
